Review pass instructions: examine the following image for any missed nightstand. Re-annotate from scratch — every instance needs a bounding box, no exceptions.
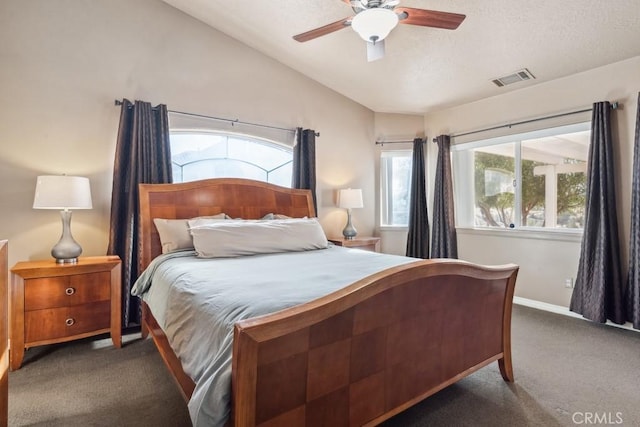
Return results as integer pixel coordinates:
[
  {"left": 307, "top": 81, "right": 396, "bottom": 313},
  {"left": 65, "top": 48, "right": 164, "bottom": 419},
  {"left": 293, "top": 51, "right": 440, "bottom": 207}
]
[
  {"left": 328, "top": 237, "right": 381, "bottom": 252},
  {"left": 10, "top": 256, "right": 121, "bottom": 370}
]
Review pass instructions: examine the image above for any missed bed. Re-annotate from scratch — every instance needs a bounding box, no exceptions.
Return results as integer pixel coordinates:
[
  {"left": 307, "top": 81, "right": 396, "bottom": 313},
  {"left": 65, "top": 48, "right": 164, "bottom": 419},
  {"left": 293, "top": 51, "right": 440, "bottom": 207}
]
[{"left": 134, "top": 178, "right": 519, "bottom": 426}]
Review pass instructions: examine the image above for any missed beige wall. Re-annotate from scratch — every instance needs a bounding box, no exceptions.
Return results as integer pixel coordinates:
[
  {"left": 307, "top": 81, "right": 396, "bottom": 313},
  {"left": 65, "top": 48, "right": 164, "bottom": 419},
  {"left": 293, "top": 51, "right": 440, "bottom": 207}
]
[
  {"left": 421, "top": 56, "right": 640, "bottom": 307},
  {"left": 0, "top": 0, "right": 379, "bottom": 267}
]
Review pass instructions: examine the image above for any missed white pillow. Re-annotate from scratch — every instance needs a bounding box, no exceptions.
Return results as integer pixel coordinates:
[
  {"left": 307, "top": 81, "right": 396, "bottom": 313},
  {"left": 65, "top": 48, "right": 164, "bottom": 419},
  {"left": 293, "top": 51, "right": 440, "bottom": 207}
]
[
  {"left": 273, "top": 213, "right": 294, "bottom": 219},
  {"left": 153, "top": 214, "right": 228, "bottom": 253},
  {"left": 261, "top": 213, "right": 305, "bottom": 220},
  {"left": 231, "top": 213, "right": 303, "bottom": 220},
  {"left": 188, "top": 218, "right": 328, "bottom": 258}
]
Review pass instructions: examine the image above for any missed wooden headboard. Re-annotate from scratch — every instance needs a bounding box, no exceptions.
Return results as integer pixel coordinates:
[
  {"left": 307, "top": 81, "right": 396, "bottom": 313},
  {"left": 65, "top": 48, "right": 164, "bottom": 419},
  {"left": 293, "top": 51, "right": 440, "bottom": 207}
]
[{"left": 138, "top": 178, "right": 316, "bottom": 271}]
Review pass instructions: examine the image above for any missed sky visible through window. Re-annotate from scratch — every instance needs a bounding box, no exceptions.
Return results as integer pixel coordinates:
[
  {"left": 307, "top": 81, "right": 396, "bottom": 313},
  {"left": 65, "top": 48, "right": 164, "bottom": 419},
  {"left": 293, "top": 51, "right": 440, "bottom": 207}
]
[{"left": 170, "top": 132, "right": 293, "bottom": 187}]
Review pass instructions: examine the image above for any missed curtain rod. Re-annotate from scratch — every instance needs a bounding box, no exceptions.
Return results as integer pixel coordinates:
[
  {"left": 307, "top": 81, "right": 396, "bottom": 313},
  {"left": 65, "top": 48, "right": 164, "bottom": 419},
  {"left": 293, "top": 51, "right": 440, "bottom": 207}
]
[
  {"left": 440, "top": 101, "right": 619, "bottom": 142},
  {"left": 114, "top": 99, "right": 319, "bottom": 137},
  {"left": 375, "top": 138, "right": 424, "bottom": 146}
]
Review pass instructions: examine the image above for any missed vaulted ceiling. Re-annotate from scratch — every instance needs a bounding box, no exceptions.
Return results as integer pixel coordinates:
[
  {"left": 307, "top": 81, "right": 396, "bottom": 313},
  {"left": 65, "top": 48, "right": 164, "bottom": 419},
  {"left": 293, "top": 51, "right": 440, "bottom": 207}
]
[{"left": 162, "top": 0, "right": 640, "bottom": 114}]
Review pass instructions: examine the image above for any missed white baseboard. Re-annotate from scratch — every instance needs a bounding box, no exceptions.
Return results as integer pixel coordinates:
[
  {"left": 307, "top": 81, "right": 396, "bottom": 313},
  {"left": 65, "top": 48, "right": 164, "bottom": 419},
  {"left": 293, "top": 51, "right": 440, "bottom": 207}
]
[{"left": 513, "top": 296, "right": 637, "bottom": 332}]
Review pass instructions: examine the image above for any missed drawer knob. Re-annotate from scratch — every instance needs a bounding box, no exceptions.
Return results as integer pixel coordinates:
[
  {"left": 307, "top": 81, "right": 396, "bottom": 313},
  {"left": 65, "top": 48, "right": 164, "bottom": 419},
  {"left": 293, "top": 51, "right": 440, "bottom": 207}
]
[
  {"left": 65, "top": 318, "right": 75, "bottom": 327},
  {"left": 65, "top": 287, "right": 76, "bottom": 296}
]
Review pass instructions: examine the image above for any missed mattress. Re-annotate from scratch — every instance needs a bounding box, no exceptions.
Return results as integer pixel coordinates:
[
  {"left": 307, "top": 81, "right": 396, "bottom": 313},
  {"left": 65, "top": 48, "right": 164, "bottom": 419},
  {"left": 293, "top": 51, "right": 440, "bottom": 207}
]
[{"left": 132, "top": 245, "right": 415, "bottom": 426}]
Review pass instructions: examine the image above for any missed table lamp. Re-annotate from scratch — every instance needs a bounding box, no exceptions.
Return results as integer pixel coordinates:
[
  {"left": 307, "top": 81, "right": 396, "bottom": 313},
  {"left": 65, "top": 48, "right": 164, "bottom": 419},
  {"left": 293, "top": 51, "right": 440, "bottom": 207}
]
[
  {"left": 338, "top": 188, "right": 363, "bottom": 240},
  {"left": 33, "top": 175, "right": 93, "bottom": 263}
]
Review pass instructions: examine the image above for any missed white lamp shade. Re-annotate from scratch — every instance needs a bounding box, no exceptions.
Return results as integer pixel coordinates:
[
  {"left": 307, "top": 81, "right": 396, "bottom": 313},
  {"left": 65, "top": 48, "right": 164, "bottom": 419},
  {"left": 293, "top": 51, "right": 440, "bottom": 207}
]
[
  {"left": 351, "top": 8, "right": 399, "bottom": 42},
  {"left": 338, "top": 188, "right": 364, "bottom": 209},
  {"left": 33, "top": 175, "right": 93, "bottom": 210}
]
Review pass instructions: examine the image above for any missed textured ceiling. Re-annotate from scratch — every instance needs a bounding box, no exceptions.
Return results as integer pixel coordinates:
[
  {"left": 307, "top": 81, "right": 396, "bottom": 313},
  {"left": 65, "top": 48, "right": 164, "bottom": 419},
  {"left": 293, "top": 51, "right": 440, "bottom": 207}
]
[{"left": 161, "top": 0, "right": 640, "bottom": 114}]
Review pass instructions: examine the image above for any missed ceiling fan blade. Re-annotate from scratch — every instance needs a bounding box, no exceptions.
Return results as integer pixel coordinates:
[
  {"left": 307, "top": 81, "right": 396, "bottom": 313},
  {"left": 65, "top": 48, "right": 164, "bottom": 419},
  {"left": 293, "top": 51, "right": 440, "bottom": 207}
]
[
  {"left": 367, "top": 39, "right": 385, "bottom": 62},
  {"left": 395, "top": 7, "right": 466, "bottom": 30},
  {"left": 293, "top": 17, "right": 351, "bottom": 42}
]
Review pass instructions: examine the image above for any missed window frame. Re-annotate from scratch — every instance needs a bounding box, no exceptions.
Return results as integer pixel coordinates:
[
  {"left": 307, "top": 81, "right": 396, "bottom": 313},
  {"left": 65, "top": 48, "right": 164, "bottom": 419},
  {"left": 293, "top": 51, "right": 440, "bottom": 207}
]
[
  {"left": 451, "top": 121, "right": 590, "bottom": 235},
  {"left": 169, "top": 130, "right": 293, "bottom": 186},
  {"left": 379, "top": 149, "right": 413, "bottom": 228}
]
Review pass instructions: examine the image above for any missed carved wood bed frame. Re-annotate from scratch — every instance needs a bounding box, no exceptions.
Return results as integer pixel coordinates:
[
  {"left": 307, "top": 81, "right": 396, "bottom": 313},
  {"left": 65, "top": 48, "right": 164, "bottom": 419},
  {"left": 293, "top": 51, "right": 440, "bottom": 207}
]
[{"left": 137, "top": 178, "right": 519, "bottom": 426}]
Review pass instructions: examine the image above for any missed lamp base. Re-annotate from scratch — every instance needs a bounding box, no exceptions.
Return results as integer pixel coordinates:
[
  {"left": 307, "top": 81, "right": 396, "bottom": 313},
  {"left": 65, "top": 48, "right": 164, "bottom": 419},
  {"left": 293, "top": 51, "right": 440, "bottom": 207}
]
[
  {"left": 55, "top": 257, "right": 79, "bottom": 264},
  {"left": 342, "top": 209, "right": 358, "bottom": 240},
  {"left": 51, "top": 210, "right": 83, "bottom": 264}
]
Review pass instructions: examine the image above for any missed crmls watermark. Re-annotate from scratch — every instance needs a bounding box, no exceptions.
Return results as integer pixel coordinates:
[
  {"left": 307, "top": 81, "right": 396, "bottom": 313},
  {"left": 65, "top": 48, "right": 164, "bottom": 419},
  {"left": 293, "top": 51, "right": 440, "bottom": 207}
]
[{"left": 572, "top": 412, "right": 623, "bottom": 425}]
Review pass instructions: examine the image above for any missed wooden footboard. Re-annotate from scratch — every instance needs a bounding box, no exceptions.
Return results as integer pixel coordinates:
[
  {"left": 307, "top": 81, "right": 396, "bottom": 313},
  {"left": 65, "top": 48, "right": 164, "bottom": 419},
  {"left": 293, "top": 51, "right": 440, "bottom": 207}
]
[{"left": 232, "top": 259, "right": 518, "bottom": 426}]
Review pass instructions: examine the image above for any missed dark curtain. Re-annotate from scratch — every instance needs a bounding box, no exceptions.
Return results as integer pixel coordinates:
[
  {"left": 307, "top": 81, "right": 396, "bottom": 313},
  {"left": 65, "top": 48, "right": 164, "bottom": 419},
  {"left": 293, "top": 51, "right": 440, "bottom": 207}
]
[
  {"left": 431, "top": 135, "right": 458, "bottom": 259},
  {"left": 570, "top": 101, "right": 624, "bottom": 324},
  {"left": 625, "top": 92, "right": 640, "bottom": 329},
  {"left": 107, "top": 99, "right": 172, "bottom": 327},
  {"left": 406, "top": 138, "right": 429, "bottom": 259},
  {"left": 292, "top": 128, "right": 318, "bottom": 214}
]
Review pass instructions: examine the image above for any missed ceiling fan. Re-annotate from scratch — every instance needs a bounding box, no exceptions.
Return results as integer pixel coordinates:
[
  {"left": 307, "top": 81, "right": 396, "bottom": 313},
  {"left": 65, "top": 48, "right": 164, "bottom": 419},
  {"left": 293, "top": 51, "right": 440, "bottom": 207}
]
[{"left": 293, "top": 0, "right": 466, "bottom": 61}]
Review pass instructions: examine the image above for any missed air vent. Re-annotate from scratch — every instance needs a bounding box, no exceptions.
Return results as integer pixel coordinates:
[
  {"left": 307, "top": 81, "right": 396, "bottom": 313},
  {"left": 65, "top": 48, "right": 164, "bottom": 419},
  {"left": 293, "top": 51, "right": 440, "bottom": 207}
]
[{"left": 492, "top": 68, "right": 535, "bottom": 87}]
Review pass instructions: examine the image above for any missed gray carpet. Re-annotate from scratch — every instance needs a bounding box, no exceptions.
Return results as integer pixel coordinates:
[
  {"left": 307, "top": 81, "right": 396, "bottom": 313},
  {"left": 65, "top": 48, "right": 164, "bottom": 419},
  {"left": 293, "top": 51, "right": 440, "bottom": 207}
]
[
  {"left": 9, "top": 333, "right": 191, "bottom": 427},
  {"left": 9, "top": 305, "right": 640, "bottom": 426}
]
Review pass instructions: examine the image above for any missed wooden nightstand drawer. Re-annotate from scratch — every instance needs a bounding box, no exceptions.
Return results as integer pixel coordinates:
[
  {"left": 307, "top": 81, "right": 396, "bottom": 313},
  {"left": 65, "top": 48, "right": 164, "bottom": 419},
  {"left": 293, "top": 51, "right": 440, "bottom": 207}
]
[
  {"left": 24, "top": 272, "right": 111, "bottom": 311},
  {"left": 25, "top": 300, "right": 111, "bottom": 344}
]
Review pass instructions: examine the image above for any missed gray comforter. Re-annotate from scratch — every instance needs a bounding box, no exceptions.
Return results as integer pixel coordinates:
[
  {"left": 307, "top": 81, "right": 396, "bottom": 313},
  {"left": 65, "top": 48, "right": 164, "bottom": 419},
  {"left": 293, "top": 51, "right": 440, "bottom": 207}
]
[{"left": 132, "top": 245, "right": 415, "bottom": 426}]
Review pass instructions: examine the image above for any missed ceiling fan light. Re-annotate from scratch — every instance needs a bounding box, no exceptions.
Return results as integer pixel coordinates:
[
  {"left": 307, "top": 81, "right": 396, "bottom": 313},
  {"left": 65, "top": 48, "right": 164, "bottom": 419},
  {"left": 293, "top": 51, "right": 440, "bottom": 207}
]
[{"left": 351, "top": 8, "right": 399, "bottom": 43}]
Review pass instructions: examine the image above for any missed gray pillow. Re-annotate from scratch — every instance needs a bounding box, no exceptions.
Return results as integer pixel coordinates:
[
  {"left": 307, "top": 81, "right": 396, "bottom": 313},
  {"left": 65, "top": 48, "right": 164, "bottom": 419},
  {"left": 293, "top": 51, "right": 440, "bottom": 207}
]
[{"left": 153, "top": 214, "right": 228, "bottom": 253}]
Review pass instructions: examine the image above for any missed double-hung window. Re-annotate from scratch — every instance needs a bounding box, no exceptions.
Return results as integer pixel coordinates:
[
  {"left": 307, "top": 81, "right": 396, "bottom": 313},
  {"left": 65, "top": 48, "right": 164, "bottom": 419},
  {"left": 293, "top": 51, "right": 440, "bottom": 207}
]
[
  {"left": 452, "top": 122, "right": 590, "bottom": 230},
  {"left": 380, "top": 150, "right": 413, "bottom": 227}
]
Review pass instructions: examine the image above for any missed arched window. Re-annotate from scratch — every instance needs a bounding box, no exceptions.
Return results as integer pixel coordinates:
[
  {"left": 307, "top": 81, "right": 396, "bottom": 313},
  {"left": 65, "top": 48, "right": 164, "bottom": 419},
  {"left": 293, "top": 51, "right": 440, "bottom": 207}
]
[{"left": 170, "top": 132, "right": 293, "bottom": 187}]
